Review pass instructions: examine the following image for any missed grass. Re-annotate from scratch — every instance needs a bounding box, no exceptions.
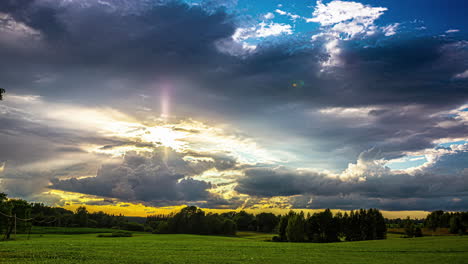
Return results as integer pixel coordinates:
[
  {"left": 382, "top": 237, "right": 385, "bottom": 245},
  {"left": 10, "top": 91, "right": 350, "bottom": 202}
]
[{"left": 1, "top": 229, "right": 467, "bottom": 264}]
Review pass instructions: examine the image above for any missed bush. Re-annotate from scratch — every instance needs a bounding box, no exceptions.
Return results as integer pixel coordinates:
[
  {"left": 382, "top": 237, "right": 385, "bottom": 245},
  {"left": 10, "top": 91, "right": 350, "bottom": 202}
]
[
  {"left": 414, "top": 227, "right": 423, "bottom": 237},
  {"left": 98, "top": 231, "right": 132, "bottom": 237},
  {"left": 153, "top": 222, "right": 170, "bottom": 234},
  {"left": 272, "top": 236, "right": 282, "bottom": 242}
]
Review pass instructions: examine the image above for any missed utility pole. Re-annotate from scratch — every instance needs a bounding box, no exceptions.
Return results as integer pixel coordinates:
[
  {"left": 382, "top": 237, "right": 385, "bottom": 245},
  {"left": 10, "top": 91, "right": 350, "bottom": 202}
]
[{"left": 14, "top": 213, "right": 17, "bottom": 240}]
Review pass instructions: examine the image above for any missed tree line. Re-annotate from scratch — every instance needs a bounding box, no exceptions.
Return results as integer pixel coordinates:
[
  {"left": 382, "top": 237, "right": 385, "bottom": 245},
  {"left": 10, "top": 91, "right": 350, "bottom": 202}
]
[
  {"left": 425, "top": 210, "right": 468, "bottom": 235},
  {"left": 1, "top": 193, "right": 145, "bottom": 239},
  {"left": 274, "top": 209, "right": 387, "bottom": 243},
  {"left": 146, "top": 208, "right": 280, "bottom": 235},
  {"left": 146, "top": 206, "right": 236, "bottom": 235},
  {"left": 2, "top": 192, "right": 467, "bottom": 241}
]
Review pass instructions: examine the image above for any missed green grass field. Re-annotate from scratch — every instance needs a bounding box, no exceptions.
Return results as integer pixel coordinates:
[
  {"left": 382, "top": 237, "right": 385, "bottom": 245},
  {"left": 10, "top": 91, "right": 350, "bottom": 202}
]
[{"left": 1, "top": 230, "right": 467, "bottom": 264}]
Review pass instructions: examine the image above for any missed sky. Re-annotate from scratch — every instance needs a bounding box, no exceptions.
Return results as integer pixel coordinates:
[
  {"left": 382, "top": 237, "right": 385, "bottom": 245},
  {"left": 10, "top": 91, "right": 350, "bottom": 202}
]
[{"left": 0, "top": 0, "right": 467, "bottom": 216}]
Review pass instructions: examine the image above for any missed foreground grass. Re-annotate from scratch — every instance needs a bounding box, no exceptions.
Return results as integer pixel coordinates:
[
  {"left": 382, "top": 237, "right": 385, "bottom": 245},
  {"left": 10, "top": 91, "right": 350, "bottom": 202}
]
[{"left": 1, "top": 231, "right": 467, "bottom": 264}]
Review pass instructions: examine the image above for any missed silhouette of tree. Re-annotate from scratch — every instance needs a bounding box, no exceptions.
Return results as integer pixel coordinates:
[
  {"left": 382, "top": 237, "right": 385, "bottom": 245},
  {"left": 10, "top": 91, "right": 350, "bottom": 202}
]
[
  {"left": 286, "top": 211, "right": 305, "bottom": 242},
  {"left": 233, "top": 211, "right": 255, "bottom": 231},
  {"left": 256, "top": 213, "right": 279, "bottom": 233},
  {"left": 0, "top": 88, "right": 4, "bottom": 100},
  {"left": 404, "top": 217, "right": 416, "bottom": 238},
  {"left": 1, "top": 199, "right": 31, "bottom": 240},
  {"left": 75, "top": 206, "right": 89, "bottom": 227},
  {"left": 450, "top": 214, "right": 466, "bottom": 235},
  {"left": 279, "top": 211, "right": 295, "bottom": 241}
]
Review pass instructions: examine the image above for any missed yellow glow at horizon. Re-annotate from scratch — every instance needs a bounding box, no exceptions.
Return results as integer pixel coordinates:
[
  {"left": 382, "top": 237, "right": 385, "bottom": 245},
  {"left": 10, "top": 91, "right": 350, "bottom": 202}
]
[{"left": 48, "top": 190, "right": 430, "bottom": 219}]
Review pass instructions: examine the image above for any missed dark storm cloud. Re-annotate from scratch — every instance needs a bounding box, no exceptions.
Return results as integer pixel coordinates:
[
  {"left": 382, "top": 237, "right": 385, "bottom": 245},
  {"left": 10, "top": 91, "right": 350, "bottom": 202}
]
[
  {"left": 202, "top": 36, "right": 468, "bottom": 109},
  {"left": 1, "top": 0, "right": 465, "bottom": 108},
  {"left": 50, "top": 147, "right": 235, "bottom": 207},
  {"left": 236, "top": 148, "right": 468, "bottom": 210},
  {"left": 1, "top": 0, "right": 467, "bottom": 210},
  {"left": 0, "top": 0, "right": 238, "bottom": 99},
  {"left": 236, "top": 167, "right": 340, "bottom": 197},
  {"left": 311, "top": 104, "right": 468, "bottom": 161},
  {"left": 291, "top": 194, "right": 468, "bottom": 211}
]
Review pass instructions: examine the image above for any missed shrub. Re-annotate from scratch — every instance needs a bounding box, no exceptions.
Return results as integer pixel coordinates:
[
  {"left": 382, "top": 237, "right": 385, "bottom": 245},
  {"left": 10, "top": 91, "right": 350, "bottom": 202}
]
[
  {"left": 97, "top": 231, "right": 132, "bottom": 237},
  {"left": 272, "top": 236, "right": 282, "bottom": 242}
]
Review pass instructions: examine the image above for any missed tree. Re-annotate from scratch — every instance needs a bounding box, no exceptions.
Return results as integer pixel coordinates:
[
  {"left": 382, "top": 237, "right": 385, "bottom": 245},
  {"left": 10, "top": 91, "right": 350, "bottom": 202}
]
[
  {"left": 403, "top": 217, "right": 423, "bottom": 238},
  {"left": 221, "top": 219, "right": 236, "bottom": 235},
  {"left": 75, "top": 206, "right": 89, "bottom": 227},
  {"left": 0, "top": 193, "right": 10, "bottom": 236},
  {"left": 2, "top": 199, "right": 32, "bottom": 240},
  {"left": 278, "top": 211, "right": 295, "bottom": 241},
  {"left": 372, "top": 209, "right": 387, "bottom": 239},
  {"left": 450, "top": 215, "right": 466, "bottom": 235},
  {"left": 414, "top": 227, "right": 423, "bottom": 237},
  {"left": 0, "top": 88, "right": 5, "bottom": 100},
  {"left": 425, "top": 210, "right": 444, "bottom": 232},
  {"left": 286, "top": 212, "right": 305, "bottom": 242},
  {"left": 234, "top": 211, "right": 255, "bottom": 231},
  {"left": 256, "top": 213, "right": 279, "bottom": 233},
  {"left": 306, "top": 209, "right": 340, "bottom": 242}
]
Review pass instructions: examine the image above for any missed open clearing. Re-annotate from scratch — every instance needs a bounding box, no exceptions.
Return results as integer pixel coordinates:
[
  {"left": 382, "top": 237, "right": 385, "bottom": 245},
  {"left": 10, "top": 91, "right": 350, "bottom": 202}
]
[{"left": 1, "top": 232, "right": 467, "bottom": 264}]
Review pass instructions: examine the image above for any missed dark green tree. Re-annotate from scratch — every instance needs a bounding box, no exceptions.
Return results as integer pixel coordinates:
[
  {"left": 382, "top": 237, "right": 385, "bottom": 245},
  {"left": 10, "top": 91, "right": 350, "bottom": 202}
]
[
  {"left": 278, "top": 211, "right": 295, "bottom": 241},
  {"left": 256, "top": 213, "right": 279, "bottom": 233},
  {"left": 425, "top": 210, "right": 444, "bottom": 232},
  {"left": 2, "top": 199, "right": 32, "bottom": 240},
  {"left": 306, "top": 209, "right": 340, "bottom": 242},
  {"left": 450, "top": 215, "right": 466, "bottom": 235},
  {"left": 0, "top": 88, "right": 5, "bottom": 100},
  {"left": 414, "top": 227, "right": 423, "bottom": 237},
  {"left": 403, "top": 217, "right": 418, "bottom": 238},
  {"left": 286, "top": 212, "right": 305, "bottom": 242},
  {"left": 221, "top": 219, "right": 236, "bottom": 235},
  {"left": 234, "top": 211, "right": 255, "bottom": 231},
  {"left": 0, "top": 193, "right": 10, "bottom": 236},
  {"left": 75, "top": 206, "right": 89, "bottom": 227}
]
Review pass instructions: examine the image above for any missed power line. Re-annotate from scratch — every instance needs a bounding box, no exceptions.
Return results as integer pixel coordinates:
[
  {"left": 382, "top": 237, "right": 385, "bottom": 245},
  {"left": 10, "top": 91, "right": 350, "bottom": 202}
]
[{"left": 1, "top": 210, "right": 57, "bottom": 240}]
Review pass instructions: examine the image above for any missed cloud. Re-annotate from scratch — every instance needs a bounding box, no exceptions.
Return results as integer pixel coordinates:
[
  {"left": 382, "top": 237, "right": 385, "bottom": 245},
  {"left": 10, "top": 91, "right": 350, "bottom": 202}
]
[
  {"left": 307, "top": 0, "right": 386, "bottom": 39},
  {"left": 275, "top": 9, "right": 300, "bottom": 21},
  {"left": 263, "top": 12, "right": 274, "bottom": 20},
  {"left": 307, "top": 0, "right": 387, "bottom": 26},
  {"left": 231, "top": 21, "right": 293, "bottom": 42},
  {"left": 454, "top": 69, "right": 468, "bottom": 79},
  {"left": 50, "top": 147, "right": 233, "bottom": 206},
  {"left": 235, "top": 146, "right": 468, "bottom": 210},
  {"left": 0, "top": 0, "right": 467, "bottom": 211},
  {"left": 306, "top": 0, "right": 396, "bottom": 67},
  {"left": 446, "top": 29, "right": 460, "bottom": 34},
  {"left": 383, "top": 23, "right": 399, "bottom": 36},
  {"left": 255, "top": 22, "right": 293, "bottom": 38}
]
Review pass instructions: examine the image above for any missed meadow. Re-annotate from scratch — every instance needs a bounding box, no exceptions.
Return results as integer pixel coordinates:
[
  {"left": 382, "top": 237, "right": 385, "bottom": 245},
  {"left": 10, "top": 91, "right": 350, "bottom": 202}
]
[{"left": 1, "top": 230, "right": 468, "bottom": 264}]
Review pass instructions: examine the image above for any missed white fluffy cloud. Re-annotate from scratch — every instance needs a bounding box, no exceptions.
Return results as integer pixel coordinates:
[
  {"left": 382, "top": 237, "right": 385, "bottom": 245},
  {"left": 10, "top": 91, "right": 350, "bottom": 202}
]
[
  {"left": 233, "top": 22, "right": 293, "bottom": 41},
  {"left": 218, "top": 21, "right": 293, "bottom": 56},
  {"left": 263, "top": 12, "right": 275, "bottom": 20},
  {"left": 307, "top": 0, "right": 387, "bottom": 28},
  {"left": 307, "top": 0, "right": 390, "bottom": 67},
  {"left": 255, "top": 22, "right": 293, "bottom": 38},
  {"left": 275, "top": 9, "right": 301, "bottom": 21}
]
